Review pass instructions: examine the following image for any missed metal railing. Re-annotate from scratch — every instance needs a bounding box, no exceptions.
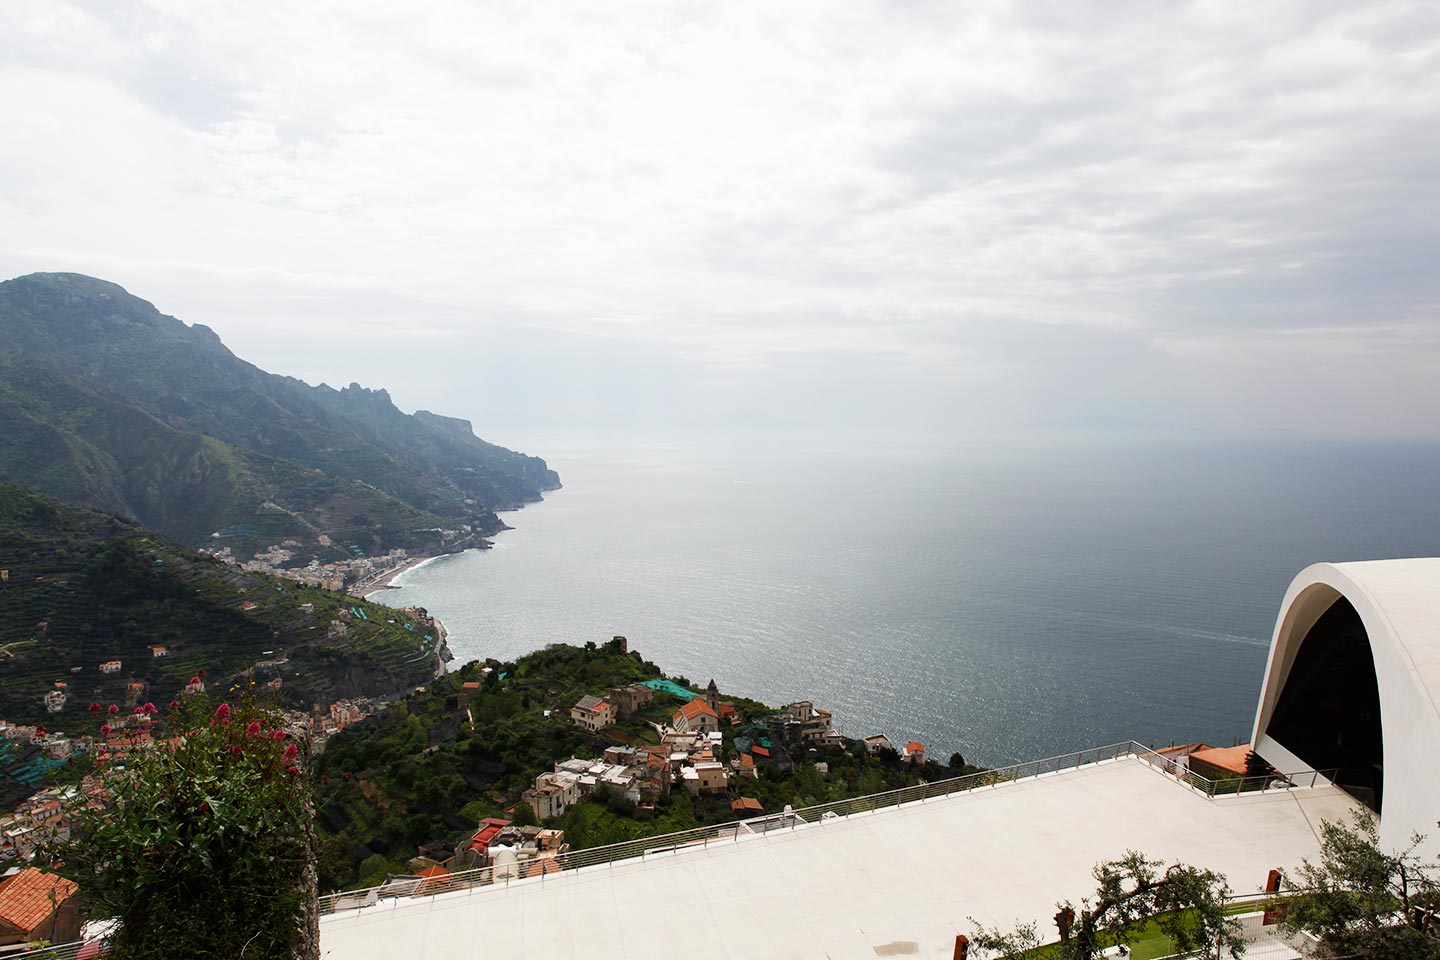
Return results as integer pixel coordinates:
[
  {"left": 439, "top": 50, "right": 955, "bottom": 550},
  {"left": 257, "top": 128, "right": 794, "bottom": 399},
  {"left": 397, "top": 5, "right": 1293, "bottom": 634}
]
[
  {"left": 312, "top": 741, "right": 1332, "bottom": 917},
  {"left": 1129, "top": 744, "right": 1335, "bottom": 797},
  {"left": 0, "top": 943, "right": 91, "bottom": 960}
]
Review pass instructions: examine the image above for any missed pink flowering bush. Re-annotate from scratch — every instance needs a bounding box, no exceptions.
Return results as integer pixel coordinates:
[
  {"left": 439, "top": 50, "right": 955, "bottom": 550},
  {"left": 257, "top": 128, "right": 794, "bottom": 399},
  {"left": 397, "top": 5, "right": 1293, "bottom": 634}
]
[{"left": 47, "top": 692, "right": 316, "bottom": 960}]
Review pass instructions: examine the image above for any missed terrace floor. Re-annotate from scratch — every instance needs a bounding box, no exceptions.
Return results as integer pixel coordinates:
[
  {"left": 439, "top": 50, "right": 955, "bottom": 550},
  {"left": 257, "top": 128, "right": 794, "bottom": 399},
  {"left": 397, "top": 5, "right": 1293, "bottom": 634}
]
[{"left": 318, "top": 756, "right": 1358, "bottom": 960}]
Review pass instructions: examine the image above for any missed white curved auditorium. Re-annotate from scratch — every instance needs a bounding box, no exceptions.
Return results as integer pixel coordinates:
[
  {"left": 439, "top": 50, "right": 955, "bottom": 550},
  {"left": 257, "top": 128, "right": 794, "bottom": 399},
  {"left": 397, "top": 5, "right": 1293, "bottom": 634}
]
[{"left": 1252, "top": 558, "right": 1440, "bottom": 857}]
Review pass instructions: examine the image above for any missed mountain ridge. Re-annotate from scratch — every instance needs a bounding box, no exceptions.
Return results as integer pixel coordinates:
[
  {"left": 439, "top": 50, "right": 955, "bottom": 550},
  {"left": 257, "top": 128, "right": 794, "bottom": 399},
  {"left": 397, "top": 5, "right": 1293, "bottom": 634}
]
[
  {"left": 0, "top": 272, "right": 558, "bottom": 561},
  {"left": 0, "top": 482, "right": 445, "bottom": 735}
]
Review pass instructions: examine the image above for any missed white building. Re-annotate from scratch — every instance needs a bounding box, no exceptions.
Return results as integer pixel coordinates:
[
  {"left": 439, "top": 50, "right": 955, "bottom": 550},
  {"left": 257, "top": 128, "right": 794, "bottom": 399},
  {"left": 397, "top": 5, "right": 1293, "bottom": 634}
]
[
  {"left": 1251, "top": 558, "right": 1440, "bottom": 858},
  {"left": 570, "top": 695, "right": 615, "bottom": 732}
]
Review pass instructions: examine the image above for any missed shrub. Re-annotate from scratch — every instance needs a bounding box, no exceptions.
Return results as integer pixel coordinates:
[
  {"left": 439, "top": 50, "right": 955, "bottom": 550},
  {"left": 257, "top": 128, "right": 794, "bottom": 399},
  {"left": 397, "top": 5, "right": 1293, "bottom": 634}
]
[{"left": 48, "top": 693, "right": 318, "bottom": 960}]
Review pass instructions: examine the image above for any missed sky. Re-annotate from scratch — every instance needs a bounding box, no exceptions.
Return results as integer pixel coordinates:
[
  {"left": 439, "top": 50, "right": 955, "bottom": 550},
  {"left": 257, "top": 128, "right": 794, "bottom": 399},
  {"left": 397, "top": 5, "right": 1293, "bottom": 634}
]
[{"left": 3, "top": 1, "right": 1439, "bottom": 447}]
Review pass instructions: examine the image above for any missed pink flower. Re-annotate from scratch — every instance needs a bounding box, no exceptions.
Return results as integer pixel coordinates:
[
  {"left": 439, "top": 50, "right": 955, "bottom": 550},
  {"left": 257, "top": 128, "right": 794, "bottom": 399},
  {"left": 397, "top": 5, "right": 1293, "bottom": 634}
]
[
  {"left": 245, "top": 721, "right": 262, "bottom": 737},
  {"left": 268, "top": 730, "right": 286, "bottom": 741},
  {"left": 88, "top": 702, "right": 101, "bottom": 714},
  {"left": 230, "top": 745, "right": 244, "bottom": 756},
  {"left": 286, "top": 766, "right": 299, "bottom": 775},
  {"left": 143, "top": 702, "right": 158, "bottom": 715},
  {"left": 169, "top": 700, "right": 180, "bottom": 710},
  {"left": 134, "top": 706, "right": 144, "bottom": 714},
  {"left": 213, "top": 703, "right": 231, "bottom": 721},
  {"left": 100, "top": 724, "right": 111, "bottom": 736},
  {"left": 197, "top": 668, "right": 206, "bottom": 677},
  {"left": 282, "top": 743, "right": 299, "bottom": 760},
  {"left": 108, "top": 705, "right": 119, "bottom": 715}
]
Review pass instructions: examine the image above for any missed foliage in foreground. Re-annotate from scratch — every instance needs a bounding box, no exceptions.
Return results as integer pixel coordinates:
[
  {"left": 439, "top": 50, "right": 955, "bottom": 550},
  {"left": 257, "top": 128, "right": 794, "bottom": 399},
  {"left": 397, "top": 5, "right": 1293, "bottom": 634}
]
[
  {"left": 45, "top": 694, "right": 318, "bottom": 960},
  {"left": 1276, "top": 809, "right": 1440, "bottom": 960},
  {"left": 969, "top": 851, "right": 1241, "bottom": 960}
]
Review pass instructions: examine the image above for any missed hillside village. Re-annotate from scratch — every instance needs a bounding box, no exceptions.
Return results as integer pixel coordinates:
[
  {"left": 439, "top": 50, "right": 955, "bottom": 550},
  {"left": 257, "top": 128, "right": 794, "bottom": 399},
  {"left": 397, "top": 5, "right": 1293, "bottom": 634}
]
[
  {"left": 308, "top": 639, "right": 965, "bottom": 891},
  {"left": 3, "top": 635, "right": 968, "bottom": 906},
  {"left": 202, "top": 541, "right": 456, "bottom": 595}
]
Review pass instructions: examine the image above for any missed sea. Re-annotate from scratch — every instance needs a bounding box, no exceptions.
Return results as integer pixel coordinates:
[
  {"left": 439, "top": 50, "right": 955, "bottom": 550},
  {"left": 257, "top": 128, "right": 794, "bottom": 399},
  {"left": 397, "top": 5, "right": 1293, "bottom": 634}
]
[{"left": 371, "top": 437, "right": 1440, "bottom": 767}]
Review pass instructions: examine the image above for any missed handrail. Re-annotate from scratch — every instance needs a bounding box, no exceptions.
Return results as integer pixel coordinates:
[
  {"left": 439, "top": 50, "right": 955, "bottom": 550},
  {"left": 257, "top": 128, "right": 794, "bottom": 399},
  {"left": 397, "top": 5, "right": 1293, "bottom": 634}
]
[{"left": 1128, "top": 742, "right": 1336, "bottom": 796}]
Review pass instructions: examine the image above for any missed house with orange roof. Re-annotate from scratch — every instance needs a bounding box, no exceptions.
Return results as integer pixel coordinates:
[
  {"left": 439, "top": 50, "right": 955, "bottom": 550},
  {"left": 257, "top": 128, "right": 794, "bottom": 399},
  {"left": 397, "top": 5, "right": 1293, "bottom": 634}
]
[
  {"left": 415, "top": 864, "right": 450, "bottom": 893},
  {"left": 731, "top": 796, "right": 764, "bottom": 815},
  {"left": 1187, "top": 744, "right": 1253, "bottom": 779},
  {"left": 470, "top": 817, "right": 512, "bottom": 852},
  {"left": 570, "top": 694, "right": 616, "bottom": 732},
  {"left": 0, "top": 867, "right": 80, "bottom": 946},
  {"left": 902, "top": 741, "right": 926, "bottom": 765},
  {"left": 737, "top": 752, "right": 757, "bottom": 779},
  {"left": 672, "top": 698, "right": 719, "bottom": 735}
]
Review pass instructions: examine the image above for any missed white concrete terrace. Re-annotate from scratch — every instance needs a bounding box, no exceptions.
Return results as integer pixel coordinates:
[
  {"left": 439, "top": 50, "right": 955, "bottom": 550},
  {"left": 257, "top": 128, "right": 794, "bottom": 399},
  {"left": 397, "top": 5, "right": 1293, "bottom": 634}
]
[{"left": 318, "top": 754, "right": 1357, "bottom": 960}]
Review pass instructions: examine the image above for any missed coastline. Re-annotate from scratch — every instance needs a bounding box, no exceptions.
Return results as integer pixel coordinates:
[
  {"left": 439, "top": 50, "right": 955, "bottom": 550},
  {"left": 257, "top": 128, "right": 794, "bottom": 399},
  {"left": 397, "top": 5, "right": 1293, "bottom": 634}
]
[
  {"left": 351, "top": 551, "right": 460, "bottom": 599},
  {"left": 351, "top": 552, "right": 462, "bottom": 678},
  {"left": 431, "top": 616, "right": 452, "bottom": 677}
]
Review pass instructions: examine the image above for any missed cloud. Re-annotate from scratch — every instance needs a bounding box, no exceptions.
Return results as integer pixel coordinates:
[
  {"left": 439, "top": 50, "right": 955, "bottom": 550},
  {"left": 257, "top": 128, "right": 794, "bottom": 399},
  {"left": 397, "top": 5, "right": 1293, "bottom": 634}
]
[{"left": 1, "top": 0, "right": 1438, "bottom": 437}]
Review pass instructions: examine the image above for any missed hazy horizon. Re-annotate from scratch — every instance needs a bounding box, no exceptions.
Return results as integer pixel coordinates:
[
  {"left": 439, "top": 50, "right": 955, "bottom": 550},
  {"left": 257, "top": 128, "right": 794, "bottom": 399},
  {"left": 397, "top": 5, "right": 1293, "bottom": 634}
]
[{"left": 5, "top": 2, "right": 1439, "bottom": 444}]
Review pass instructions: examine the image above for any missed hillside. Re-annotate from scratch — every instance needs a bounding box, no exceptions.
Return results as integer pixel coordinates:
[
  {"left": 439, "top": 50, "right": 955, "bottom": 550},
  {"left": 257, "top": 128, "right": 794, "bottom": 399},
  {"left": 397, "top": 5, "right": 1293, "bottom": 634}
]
[
  {"left": 0, "top": 484, "right": 445, "bottom": 731},
  {"left": 313, "top": 642, "right": 980, "bottom": 890},
  {"left": 0, "top": 272, "right": 558, "bottom": 557}
]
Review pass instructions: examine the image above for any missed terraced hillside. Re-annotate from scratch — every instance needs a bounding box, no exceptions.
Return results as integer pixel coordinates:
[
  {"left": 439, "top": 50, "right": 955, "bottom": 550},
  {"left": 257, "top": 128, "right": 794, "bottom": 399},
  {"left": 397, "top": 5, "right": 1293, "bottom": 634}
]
[
  {"left": 0, "top": 272, "right": 559, "bottom": 558},
  {"left": 0, "top": 485, "right": 443, "bottom": 728}
]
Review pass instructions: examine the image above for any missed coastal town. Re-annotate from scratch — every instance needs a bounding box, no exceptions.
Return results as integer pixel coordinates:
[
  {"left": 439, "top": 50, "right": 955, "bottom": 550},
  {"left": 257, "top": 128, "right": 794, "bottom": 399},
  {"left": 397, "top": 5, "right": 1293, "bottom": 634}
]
[{"left": 200, "top": 541, "right": 432, "bottom": 595}]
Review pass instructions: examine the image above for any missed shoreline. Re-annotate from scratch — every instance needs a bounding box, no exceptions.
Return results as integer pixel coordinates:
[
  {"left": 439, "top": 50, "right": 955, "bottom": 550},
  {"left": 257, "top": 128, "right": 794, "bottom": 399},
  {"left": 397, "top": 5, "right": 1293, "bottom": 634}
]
[{"left": 350, "top": 551, "right": 459, "bottom": 599}]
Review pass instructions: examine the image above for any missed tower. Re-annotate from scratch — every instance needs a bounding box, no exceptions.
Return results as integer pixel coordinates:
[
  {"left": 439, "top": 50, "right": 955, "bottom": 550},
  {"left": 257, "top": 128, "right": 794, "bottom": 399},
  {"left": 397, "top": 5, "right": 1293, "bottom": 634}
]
[{"left": 706, "top": 679, "right": 719, "bottom": 712}]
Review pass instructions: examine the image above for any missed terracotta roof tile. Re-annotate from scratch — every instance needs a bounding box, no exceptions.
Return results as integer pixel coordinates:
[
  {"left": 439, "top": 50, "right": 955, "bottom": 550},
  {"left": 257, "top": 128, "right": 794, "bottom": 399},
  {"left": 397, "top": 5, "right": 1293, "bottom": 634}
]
[
  {"left": 1189, "top": 744, "right": 1251, "bottom": 775},
  {"left": 677, "top": 700, "right": 718, "bottom": 720},
  {"left": 0, "top": 868, "right": 77, "bottom": 933}
]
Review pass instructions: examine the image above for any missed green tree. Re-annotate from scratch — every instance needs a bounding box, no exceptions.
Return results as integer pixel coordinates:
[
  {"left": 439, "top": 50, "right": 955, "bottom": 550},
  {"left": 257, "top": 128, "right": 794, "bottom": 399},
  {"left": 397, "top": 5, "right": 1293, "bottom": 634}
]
[
  {"left": 1275, "top": 809, "right": 1440, "bottom": 960},
  {"left": 971, "top": 851, "right": 1241, "bottom": 960},
  {"left": 46, "top": 693, "right": 318, "bottom": 960},
  {"left": 511, "top": 800, "right": 538, "bottom": 827}
]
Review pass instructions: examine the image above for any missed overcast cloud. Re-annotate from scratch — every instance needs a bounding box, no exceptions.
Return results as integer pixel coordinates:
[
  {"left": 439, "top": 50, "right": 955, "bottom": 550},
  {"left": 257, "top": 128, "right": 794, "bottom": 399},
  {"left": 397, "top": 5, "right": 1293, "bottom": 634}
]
[{"left": 3, "top": 1, "right": 1439, "bottom": 444}]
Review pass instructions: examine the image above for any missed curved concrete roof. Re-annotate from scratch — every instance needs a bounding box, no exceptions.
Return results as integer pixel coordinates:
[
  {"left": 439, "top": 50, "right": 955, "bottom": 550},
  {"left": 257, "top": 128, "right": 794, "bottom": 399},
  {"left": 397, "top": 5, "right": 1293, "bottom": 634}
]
[{"left": 1252, "top": 558, "right": 1440, "bottom": 856}]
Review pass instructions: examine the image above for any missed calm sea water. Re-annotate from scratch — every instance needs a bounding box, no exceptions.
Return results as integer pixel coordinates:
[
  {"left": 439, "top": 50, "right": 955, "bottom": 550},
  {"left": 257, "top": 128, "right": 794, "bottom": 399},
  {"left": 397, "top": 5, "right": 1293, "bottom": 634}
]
[{"left": 373, "top": 438, "right": 1440, "bottom": 766}]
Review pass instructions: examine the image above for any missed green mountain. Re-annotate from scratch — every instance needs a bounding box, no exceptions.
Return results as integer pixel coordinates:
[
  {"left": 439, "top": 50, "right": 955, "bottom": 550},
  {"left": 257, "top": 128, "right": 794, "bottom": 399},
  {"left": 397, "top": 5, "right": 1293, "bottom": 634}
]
[
  {"left": 0, "top": 483, "right": 445, "bottom": 729},
  {"left": 0, "top": 272, "right": 558, "bottom": 555}
]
